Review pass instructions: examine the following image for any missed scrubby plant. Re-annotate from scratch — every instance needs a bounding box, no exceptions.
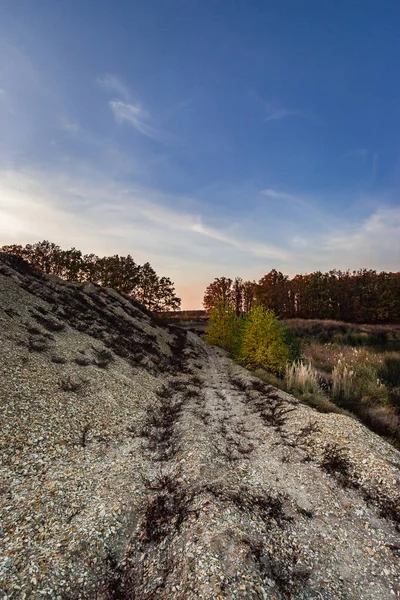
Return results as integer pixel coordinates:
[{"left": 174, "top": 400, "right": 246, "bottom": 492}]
[
  {"left": 93, "top": 348, "right": 114, "bottom": 368},
  {"left": 205, "top": 300, "right": 243, "bottom": 355},
  {"left": 206, "top": 303, "right": 289, "bottom": 374},
  {"left": 332, "top": 360, "right": 388, "bottom": 407},
  {"left": 378, "top": 356, "right": 400, "bottom": 388},
  {"left": 239, "top": 306, "right": 289, "bottom": 374},
  {"left": 59, "top": 374, "right": 86, "bottom": 392}
]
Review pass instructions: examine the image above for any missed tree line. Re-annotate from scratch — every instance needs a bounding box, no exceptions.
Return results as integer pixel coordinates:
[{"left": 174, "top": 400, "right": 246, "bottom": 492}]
[
  {"left": 1, "top": 240, "right": 181, "bottom": 311},
  {"left": 203, "top": 269, "right": 400, "bottom": 323}
]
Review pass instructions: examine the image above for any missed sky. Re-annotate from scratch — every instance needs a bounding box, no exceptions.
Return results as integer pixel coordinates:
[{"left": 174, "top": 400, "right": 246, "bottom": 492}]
[{"left": 0, "top": 1, "right": 399, "bottom": 309}]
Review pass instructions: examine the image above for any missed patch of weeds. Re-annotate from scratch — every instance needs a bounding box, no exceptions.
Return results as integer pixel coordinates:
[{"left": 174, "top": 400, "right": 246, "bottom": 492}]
[
  {"left": 26, "top": 325, "right": 44, "bottom": 336},
  {"left": 378, "top": 356, "right": 400, "bottom": 388},
  {"left": 297, "top": 506, "right": 314, "bottom": 519},
  {"left": 141, "top": 472, "right": 198, "bottom": 542},
  {"left": 27, "top": 335, "right": 49, "bottom": 352},
  {"left": 251, "top": 379, "right": 274, "bottom": 394},
  {"left": 204, "top": 483, "right": 290, "bottom": 526},
  {"left": 51, "top": 355, "right": 67, "bottom": 364},
  {"left": 185, "top": 387, "right": 201, "bottom": 400},
  {"left": 80, "top": 423, "right": 91, "bottom": 447},
  {"left": 230, "top": 376, "right": 248, "bottom": 393},
  {"left": 32, "top": 312, "right": 65, "bottom": 332},
  {"left": 261, "top": 404, "right": 295, "bottom": 428},
  {"left": 140, "top": 381, "right": 185, "bottom": 460},
  {"left": 93, "top": 347, "right": 114, "bottom": 368},
  {"left": 59, "top": 374, "right": 87, "bottom": 393},
  {"left": 167, "top": 326, "right": 189, "bottom": 373},
  {"left": 321, "top": 444, "right": 357, "bottom": 489},
  {"left": 3, "top": 307, "right": 18, "bottom": 318},
  {"left": 74, "top": 356, "right": 92, "bottom": 366}
]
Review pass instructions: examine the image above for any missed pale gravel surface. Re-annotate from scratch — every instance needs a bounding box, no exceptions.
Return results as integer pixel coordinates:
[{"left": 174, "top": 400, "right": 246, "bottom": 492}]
[{"left": 0, "top": 254, "right": 399, "bottom": 599}]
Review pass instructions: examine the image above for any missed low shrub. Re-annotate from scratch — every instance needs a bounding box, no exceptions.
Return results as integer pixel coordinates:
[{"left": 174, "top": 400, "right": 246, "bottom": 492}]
[
  {"left": 51, "top": 355, "right": 67, "bottom": 364},
  {"left": 27, "top": 336, "right": 49, "bottom": 352},
  {"left": 206, "top": 303, "right": 289, "bottom": 374},
  {"left": 378, "top": 356, "right": 400, "bottom": 388},
  {"left": 239, "top": 306, "right": 289, "bottom": 374},
  {"left": 59, "top": 374, "right": 86, "bottom": 393},
  {"left": 94, "top": 348, "right": 114, "bottom": 368},
  {"left": 332, "top": 361, "right": 388, "bottom": 408},
  {"left": 33, "top": 313, "right": 65, "bottom": 332}
]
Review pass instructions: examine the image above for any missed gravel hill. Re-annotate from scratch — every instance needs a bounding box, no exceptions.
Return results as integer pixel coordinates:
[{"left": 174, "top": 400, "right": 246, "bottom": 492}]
[{"left": 1, "top": 253, "right": 399, "bottom": 600}]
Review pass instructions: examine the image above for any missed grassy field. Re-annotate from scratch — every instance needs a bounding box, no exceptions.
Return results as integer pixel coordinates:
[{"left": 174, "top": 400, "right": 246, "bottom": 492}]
[{"left": 261, "top": 319, "right": 400, "bottom": 448}]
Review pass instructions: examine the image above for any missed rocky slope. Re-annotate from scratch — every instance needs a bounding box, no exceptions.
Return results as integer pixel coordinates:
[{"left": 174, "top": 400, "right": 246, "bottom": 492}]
[{"left": 0, "top": 253, "right": 399, "bottom": 600}]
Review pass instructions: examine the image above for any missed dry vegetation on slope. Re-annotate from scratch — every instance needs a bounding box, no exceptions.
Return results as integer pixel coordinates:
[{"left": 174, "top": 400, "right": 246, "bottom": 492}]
[{"left": 1, "top": 254, "right": 400, "bottom": 599}]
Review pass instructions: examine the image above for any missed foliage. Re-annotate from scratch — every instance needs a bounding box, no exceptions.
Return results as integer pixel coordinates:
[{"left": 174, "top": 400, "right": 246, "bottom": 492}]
[
  {"left": 206, "top": 303, "right": 289, "bottom": 374},
  {"left": 1, "top": 240, "right": 180, "bottom": 312},
  {"left": 205, "top": 268, "right": 400, "bottom": 323},
  {"left": 205, "top": 301, "right": 237, "bottom": 352},
  {"left": 378, "top": 356, "right": 400, "bottom": 388},
  {"left": 239, "top": 306, "right": 289, "bottom": 373},
  {"left": 203, "top": 277, "right": 256, "bottom": 315}
]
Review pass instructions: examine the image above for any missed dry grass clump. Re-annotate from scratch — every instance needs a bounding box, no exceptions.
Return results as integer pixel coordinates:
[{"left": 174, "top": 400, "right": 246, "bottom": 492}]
[{"left": 286, "top": 361, "right": 319, "bottom": 395}]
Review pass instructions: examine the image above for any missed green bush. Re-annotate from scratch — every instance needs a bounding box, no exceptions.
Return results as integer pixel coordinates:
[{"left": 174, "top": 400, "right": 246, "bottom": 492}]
[
  {"left": 206, "top": 304, "right": 289, "bottom": 374},
  {"left": 205, "top": 301, "right": 242, "bottom": 355},
  {"left": 238, "top": 306, "right": 289, "bottom": 374},
  {"left": 282, "top": 327, "right": 303, "bottom": 362},
  {"left": 378, "top": 356, "right": 400, "bottom": 388}
]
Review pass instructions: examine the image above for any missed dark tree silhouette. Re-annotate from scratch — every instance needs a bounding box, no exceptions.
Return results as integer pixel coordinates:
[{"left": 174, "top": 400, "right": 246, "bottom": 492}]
[{"left": 1, "top": 241, "right": 181, "bottom": 312}]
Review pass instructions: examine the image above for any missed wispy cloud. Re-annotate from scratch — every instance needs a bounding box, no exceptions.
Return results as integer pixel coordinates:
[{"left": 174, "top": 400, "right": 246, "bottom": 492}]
[
  {"left": 1, "top": 166, "right": 399, "bottom": 307},
  {"left": 261, "top": 188, "right": 300, "bottom": 201},
  {"left": 264, "top": 106, "right": 305, "bottom": 122},
  {"left": 109, "top": 100, "right": 162, "bottom": 140},
  {"left": 260, "top": 188, "right": 312, "bottom": 213},
  {"left": 60, "top": 117, "right": 80, "bottom": 133},
  {"left": 97, "top": 73, "right": 164, "bottom": 142},
  {"left": 96, "top": 74, "right": 130, "bottom": 101},
  {"left": 0, "top": 166, "right": 288, "bottom": 271}
]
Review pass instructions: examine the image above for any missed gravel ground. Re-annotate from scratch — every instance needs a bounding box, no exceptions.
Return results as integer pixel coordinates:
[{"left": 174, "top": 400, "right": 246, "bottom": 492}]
[{"left": 0, "top": 255, "right": 399, "bottom": 599}]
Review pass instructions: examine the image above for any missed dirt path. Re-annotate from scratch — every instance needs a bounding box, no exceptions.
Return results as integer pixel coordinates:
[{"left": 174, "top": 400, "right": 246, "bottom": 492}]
[{"left": 109, "top": 336, "right": 400, "bottom": 600}]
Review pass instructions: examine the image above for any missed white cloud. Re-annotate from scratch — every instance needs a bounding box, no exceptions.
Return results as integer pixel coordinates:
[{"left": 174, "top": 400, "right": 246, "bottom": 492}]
[
  {"left": 60, "top": 117, "right": 80, "bottom": 133},
  {"left": 96, "top": 74, "right": 130, "bottom": 101},
  {"left": 264, "top": 108, "right": 302, "bottom": 121},
  {"left": 263, "top": 102, "right": 306, "bottom": 122},
  {"left": 109, "top": 100, "right": 162, "bottom": 140},
  {"left": 261, "top": 188, "right": 300, "bottom": 201},
  {"left": 1, "top": 166, "right": 399, "bottom": 308},
  {"left": 323, "top": 207, "right": 400, "bottom": 267},
  {"left": 0, "top": 167, "right": 288, "bottom": 272}
]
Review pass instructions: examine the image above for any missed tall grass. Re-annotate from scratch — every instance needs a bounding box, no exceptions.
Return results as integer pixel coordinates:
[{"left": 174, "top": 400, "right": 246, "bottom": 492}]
[
  {"left": 283, "top": 325, "right": 400, "bottom": 448},
  {"left": 331, "top": 362, "right": 354, "bottom": 401},
  {"left": 378, "top": 356, "right": 400, "bottom": 387},
  {"left": 286, "top": 361, "right": 319, "bottom": 394}
]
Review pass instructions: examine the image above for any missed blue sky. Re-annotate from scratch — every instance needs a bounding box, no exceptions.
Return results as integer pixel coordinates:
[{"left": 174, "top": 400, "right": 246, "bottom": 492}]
[{"left": 1, "top": 1, "right": 399, "bottom": 308}]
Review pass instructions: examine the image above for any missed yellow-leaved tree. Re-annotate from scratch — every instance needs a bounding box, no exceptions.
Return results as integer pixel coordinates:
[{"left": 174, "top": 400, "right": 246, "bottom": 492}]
[{"left": 239, "top": 305, "right": 288, "bottom": 374}]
